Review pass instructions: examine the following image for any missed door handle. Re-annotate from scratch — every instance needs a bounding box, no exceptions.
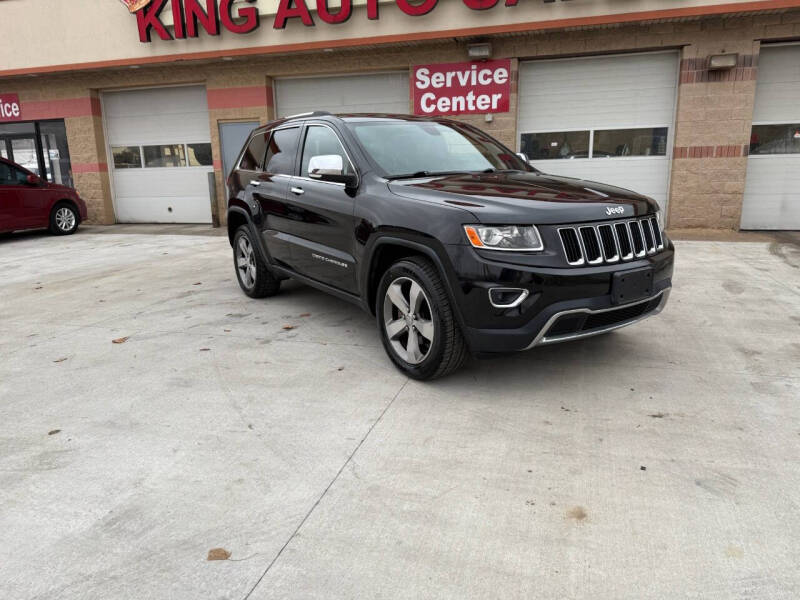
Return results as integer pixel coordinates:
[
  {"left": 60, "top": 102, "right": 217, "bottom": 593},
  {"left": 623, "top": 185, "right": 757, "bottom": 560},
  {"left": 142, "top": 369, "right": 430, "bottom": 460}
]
[
  {"left": 290, "top": 187, "right": 305, "bottom": 196},
  {"left": 250, "top": 180, "right": 261, "bottom": 187}
]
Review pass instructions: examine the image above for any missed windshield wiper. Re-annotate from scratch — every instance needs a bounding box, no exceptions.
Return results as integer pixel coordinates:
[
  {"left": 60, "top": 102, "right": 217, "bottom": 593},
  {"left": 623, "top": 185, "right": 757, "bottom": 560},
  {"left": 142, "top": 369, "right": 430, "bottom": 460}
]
[{"left": 386, "top": 170, "right": 466, "bottom": 180}]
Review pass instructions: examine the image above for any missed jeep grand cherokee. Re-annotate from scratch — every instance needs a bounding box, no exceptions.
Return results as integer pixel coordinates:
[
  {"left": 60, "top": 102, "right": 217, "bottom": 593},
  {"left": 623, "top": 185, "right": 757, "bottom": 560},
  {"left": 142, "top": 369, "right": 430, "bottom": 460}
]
[{"left": 227, "top": 113, "right": 674, "bottom": 380}]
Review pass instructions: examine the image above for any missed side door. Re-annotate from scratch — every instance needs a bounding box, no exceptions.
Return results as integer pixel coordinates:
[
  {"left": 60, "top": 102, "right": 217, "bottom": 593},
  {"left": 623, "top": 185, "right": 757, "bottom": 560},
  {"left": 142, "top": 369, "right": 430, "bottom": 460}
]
[
  {"left": 232, "top": 129, "right": 291, "bottom": 267},
  {"left": 283, "top": 123, "right": 359, "bottom": 294},
  {"left": 255, "top": 126, "right": 302, "bottom": 268},
  {"left": 0, "top": 161, "right": 18, "bottom": 231},
  {"left": 0, "top": 162, "right": 31, "bottom": 231}
]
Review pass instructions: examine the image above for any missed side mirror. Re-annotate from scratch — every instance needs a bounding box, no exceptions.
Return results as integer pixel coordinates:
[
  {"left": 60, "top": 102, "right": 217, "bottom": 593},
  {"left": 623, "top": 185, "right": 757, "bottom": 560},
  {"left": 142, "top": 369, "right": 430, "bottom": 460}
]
[
  {"left": 308, "top": 154, "right": 357, "bottom": 188},
  {"left": 26, "top": 174, "right": 41, "bottom": 185},
  {"left": 516, "top": 152, "right": 530, "bottom": 164}
]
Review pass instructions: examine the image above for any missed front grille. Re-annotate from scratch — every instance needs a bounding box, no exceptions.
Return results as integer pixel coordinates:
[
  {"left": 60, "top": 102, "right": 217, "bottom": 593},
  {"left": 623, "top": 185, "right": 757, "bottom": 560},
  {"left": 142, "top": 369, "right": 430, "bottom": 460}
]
[
  {"left": 558, "top": 216, "right": 664, "bottom": 266},
  {"left": 545, "top": 295, "right": 663, "bottom": 339}
]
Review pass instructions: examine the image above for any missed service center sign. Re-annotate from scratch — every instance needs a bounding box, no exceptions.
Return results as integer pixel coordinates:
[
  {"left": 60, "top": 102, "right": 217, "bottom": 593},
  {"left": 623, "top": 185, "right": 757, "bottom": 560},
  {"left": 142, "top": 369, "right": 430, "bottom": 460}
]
[
  {"left": 0, "top": 94, "right": 22, "bottom": 123},
  {"left": 413, "top": 60, "right": 511, "bottom": 117}
]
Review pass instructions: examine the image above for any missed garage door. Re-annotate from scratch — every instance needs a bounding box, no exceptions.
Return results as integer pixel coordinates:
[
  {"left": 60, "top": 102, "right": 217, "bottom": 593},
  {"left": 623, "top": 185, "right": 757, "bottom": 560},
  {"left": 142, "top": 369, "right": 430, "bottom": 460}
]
[
  {"left": 275, "top": 72, "right": 409, "bottom": 118},
  {"left": 518, "top": 52, "right": 678, "bottom": 213},
  {"left": 105, "top": 86, "right": 213, "bottom": 223},
  {"left": 741, "top": 45, "right": 800, "bottom": 230}
]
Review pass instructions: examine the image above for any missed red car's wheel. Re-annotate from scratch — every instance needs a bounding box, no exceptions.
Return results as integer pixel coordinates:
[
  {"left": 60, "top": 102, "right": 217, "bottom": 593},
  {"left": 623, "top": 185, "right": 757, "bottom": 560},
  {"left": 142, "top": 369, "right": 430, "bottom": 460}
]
[{"left": 49, "top": 203, "right": 79, "bottom": 235}]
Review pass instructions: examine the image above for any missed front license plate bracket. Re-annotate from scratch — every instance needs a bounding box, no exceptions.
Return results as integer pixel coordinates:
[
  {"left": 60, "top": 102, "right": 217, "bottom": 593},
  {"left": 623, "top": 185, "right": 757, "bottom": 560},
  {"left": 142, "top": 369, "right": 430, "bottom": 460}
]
[{"left": 612, "top": 267, "right": 654, "bottom": 304}]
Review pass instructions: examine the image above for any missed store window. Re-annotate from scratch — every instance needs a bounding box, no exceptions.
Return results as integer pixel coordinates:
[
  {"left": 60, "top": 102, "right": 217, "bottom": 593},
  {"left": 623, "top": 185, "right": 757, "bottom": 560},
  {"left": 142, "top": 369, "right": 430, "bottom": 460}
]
[
  {"left": 749, "top": 124, "right": 800, "bottom": 155},
  {"left": 143, "top": 144, "right": 186, "bottom": 168},
  {"left": 592, "top": 127, "right": 668, "bottom": 157},
  {"left": 112, "top": 146, "right": 142, "bottom": 169},
  {"left": 521, "top": 127, "right": 669, "bottom": 160},
  {"left": 0, "top": 120, "right": 72, "bottom": 186},
  {"left": 187, "top": 143, "right": 213, "bottom": 167},
  {"left": 521, "top": 131, "right": 590, "bottom": 160}
]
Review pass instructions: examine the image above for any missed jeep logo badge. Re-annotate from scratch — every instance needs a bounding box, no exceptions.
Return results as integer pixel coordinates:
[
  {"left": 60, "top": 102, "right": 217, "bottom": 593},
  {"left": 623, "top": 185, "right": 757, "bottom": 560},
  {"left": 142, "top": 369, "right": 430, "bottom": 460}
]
[{"left": 605, "top": 206, "right": 625, "bottom": 216}]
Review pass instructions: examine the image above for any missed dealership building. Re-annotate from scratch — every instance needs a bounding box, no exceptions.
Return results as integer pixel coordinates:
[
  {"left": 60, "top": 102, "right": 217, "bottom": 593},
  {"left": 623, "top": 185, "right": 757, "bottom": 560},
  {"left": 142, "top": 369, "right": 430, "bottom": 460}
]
[{"left": 1, "top": 0, "right": 799, "bottom": 230}]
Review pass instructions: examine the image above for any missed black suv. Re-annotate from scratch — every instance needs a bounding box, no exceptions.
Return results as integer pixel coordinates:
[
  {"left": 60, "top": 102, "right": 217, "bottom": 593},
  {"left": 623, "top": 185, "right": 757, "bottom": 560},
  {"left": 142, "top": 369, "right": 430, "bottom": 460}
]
[{"left": 227, "top": 113, "right": 673, "bottom": 380}]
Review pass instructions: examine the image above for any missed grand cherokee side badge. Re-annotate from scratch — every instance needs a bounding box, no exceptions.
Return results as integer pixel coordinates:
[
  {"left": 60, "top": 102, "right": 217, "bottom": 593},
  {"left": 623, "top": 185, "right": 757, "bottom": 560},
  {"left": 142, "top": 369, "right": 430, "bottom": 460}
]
[{"left": 606, "top": 206, "right": 625, "bottom": 216}]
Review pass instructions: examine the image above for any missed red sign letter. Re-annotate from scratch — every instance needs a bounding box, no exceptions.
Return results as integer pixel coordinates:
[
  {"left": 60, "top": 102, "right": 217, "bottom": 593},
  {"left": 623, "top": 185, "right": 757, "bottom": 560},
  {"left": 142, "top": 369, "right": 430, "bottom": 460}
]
[
  {"left": 366, "top": 0, "right": 379, "bottom": 19},
  {"left": 274, "top": 0, "right": 314, "bottom": 29},
  {"left": 316, "top": 0, "right": 351, "bottom": 24},
  {"left": 462, "top": 0, "right": 499, "bottom": 8},
  {"left": 137, "top": 0, "right": 172, "bottom": 42},
  {"left": 220, "top": 0, "right": 259, "bottom": 33},
  {"left": 0, "top": 94, "right": 22, "bottom": 123},
  {"left": 185, "top": 0, "right": 220, "bottom": 37},
  {"left": 396, "top": 0, "right": 437, "bottom": 16}
]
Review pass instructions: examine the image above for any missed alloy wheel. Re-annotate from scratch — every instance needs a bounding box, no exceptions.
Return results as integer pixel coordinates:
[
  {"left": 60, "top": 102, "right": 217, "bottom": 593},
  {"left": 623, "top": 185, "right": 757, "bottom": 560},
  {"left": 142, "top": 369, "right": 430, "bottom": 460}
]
[
  {"left": 55, "top": 207, "right": 76, "bottom": 232},
  {"left": 382, "top": 276, "right": 435, "bottom": 365},
  {"left": 236, "top": 235, "right": 257, "bottom": 289}
]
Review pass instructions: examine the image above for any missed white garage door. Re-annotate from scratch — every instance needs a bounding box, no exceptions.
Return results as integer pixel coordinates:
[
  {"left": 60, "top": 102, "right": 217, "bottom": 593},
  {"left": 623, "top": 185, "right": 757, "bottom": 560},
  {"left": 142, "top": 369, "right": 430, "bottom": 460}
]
[
  {"left": 741, "top": 44, "right": 800, "bottom": 230},
  {"left": 518, "top": 52, "right": 678, "bottom": 213},
  {"left": 275, "top": 72, "right": 409, "bottom": 118},
  {"left": 105, "top": 86, "right": 213, "bottom": 223}
]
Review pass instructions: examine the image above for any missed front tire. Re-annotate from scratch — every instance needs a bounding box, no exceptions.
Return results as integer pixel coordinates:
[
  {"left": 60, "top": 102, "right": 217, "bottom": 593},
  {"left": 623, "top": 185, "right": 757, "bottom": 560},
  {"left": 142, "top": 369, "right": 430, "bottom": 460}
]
[
  {"left": 376, "top": 257, "right": 468, "bottom": 380},
  {"left": 233, "top": 225, "right": 281, "bottom": 298},
  {"left": 49, "top": 203, "right": 79, "bottom": 235}
]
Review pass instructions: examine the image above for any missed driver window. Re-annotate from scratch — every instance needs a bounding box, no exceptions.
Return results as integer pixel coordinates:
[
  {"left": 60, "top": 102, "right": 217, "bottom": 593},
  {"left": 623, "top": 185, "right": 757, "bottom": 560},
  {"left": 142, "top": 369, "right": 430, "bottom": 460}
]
[
  {"left": 0, "top": 163, "right": 26, "bottom": 185},
  {"left": 301, "top": 126, "right": 354, "bottom": 178}
]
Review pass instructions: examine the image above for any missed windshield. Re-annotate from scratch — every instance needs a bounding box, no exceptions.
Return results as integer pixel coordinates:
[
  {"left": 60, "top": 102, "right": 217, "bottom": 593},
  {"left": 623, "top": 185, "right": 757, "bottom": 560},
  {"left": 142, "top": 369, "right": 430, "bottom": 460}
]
[{"left": 346, "top": 120, "right": 531, "bottom": 178}]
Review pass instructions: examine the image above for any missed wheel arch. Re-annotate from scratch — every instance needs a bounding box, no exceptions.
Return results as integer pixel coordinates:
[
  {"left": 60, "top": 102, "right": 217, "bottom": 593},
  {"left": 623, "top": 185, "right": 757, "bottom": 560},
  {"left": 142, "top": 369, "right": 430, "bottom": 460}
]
[
  {"left": 51, "top": 198, "right": 81, "bottom": 220},
  {"left": 364, "top": 237, "right": 463, "bottom": 325}
]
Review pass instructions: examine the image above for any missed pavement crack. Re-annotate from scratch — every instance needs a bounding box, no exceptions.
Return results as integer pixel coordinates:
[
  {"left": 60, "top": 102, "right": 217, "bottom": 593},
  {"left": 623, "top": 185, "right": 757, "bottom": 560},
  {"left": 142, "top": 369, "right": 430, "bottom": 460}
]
[{"left": 242, "top": 378, "right": 408, "bottom": 600}]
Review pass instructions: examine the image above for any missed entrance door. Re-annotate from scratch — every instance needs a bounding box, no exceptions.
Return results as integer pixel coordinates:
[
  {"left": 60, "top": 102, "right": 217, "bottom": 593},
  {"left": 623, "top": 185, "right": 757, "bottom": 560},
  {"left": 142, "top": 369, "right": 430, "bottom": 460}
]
[{"left": 220, "top": 121, "right": 259, "bottom": 201}]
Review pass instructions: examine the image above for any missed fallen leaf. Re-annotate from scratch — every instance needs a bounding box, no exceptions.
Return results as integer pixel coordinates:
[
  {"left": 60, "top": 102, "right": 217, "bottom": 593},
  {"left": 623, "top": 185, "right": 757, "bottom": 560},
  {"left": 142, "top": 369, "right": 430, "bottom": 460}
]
[
  {"left": 566, "top": 506, "right": 587, "bottom": 522},
  {"left": 53, "top": 357, "right": 68, "bottom": 363},
  {"left": 207, "top": 548, "right": 230, "bottom": 561},
  {"left": 282, "top": 325, "right": 295, "bottom": 331},
  {"left": 48, "top": 429, "right": 61, "bottom": 436},
  {"left": 299, "top": 313, "right": 311, "bottom": 318},
  {"left": 112, "top": 337, "right": 130, "bottom": 344}
]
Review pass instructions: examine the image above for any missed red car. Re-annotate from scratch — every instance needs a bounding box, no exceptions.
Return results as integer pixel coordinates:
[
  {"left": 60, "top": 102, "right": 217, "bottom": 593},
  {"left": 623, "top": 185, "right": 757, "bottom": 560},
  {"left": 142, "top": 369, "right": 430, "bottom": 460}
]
[{"left": 0, "top": 157, "right": 87, "bottom": 235}]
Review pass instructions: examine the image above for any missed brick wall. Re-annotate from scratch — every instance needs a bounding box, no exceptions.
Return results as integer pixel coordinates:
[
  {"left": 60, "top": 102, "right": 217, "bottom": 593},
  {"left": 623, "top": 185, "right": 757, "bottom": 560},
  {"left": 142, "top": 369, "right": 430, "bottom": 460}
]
[{"left": 2, "top": 8, "right": 799, "bottom": 228}]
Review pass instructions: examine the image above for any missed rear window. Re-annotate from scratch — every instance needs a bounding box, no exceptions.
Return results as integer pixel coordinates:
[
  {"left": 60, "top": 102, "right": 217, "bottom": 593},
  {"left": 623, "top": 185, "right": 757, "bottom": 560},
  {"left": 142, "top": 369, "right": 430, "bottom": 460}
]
[{"left": 239, "top": 132, "right": 268, "bottom": 171}]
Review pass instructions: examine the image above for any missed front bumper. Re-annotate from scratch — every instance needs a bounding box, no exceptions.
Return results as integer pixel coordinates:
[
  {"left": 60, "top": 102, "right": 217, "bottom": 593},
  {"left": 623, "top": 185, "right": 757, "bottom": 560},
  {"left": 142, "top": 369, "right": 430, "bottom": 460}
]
[{"left": 446, "top": 240, "right": 674, "bottom": 355}]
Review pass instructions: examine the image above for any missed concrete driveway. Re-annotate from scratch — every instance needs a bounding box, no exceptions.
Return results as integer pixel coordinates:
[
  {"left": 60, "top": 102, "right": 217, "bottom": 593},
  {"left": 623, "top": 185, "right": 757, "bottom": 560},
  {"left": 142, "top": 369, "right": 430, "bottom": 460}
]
[{"left": 1, "top": 227, "right": 799, "bottom": 600}]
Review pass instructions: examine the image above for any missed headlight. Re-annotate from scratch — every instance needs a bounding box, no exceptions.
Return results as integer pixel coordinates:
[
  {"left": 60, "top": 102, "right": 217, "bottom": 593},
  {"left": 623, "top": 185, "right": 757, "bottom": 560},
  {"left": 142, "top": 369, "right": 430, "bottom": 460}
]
[{"left": 463, "top": 225, "right": 544, "bottom": 252}]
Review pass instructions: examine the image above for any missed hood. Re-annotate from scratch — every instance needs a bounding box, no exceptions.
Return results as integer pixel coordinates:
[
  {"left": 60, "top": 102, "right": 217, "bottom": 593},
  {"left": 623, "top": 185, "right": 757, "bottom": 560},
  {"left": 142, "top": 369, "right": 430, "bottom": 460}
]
[
  {"left": 387, "top": 171, "right": 658, "bottom": 224},
  {"left": 44, "top": 182, "right": 76, "bottom": 193}
]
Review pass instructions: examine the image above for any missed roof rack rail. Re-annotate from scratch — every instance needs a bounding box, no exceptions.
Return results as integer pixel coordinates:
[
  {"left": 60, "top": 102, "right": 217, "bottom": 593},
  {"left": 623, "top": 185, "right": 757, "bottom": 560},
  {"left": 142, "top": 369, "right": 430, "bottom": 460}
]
[{"left": 285, "top": 110, "right": 332, "bottom": 119}]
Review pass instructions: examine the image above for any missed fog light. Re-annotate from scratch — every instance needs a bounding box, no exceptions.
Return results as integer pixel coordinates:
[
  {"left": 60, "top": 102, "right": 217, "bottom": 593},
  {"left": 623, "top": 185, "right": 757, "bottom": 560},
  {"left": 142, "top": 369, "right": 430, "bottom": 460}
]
[{"left": 489, "top": 288, "right": 529, "bottom": 309}]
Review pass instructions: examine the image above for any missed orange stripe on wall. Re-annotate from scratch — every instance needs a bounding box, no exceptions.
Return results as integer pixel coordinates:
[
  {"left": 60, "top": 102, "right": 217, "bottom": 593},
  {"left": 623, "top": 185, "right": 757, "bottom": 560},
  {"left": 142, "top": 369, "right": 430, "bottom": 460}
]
[
  {"left": 71, "top": 162, "right": 108, "bottom": 174},
  {"left": 207, "top": 86, "right": 272, "bottom": 110},
  {"left": 3, "top": 0, "right": 800, "bottom": 78},
  {"left": 23, "top": 97, "right": 102, "bottom": 120}
]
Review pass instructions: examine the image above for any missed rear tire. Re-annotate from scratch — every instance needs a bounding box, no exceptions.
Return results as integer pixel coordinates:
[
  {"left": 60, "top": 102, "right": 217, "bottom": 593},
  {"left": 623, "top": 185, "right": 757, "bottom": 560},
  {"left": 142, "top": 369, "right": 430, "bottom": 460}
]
[
  {"left": 376, "top": 256, "right": 468, "bottom": 380},
  {"left": 49, "top": 202, "right": 79, "bottom": 235},
  {"left": 233, "top": 225, "right": 281, "bottom": 298}
]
